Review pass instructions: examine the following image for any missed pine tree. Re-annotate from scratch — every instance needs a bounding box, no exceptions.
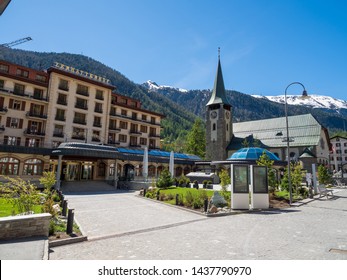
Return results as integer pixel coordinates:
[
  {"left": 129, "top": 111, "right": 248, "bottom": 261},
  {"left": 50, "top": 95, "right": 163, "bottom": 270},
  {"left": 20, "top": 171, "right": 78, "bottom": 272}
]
[{"left": 185, "top": 118, "right": 206, "bottom": 159}]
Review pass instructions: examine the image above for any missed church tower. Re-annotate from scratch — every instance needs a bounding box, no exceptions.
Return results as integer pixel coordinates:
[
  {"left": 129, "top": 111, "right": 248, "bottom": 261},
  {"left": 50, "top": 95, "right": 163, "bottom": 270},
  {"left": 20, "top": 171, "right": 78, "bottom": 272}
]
[{"left": 206, "top": 50, "right": 233, "bottom": 161}]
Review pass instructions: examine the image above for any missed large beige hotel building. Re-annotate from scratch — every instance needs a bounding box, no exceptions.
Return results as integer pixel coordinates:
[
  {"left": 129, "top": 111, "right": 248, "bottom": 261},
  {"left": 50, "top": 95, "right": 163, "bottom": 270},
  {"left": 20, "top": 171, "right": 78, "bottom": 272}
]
[{"left": 0, "top": 60, "right": 197, "bottom": 185}]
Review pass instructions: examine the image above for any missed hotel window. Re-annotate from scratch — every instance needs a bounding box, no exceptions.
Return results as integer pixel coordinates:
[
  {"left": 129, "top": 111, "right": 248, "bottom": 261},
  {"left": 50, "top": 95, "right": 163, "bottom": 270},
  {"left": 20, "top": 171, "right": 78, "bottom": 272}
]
[
  {"left": 75, "top": 97, "right": 88, "bottom": 110},
  {"left": 344, "top": 143, "right": 347, "bottom": 147},
  {"left": 76, "top": 84, "right": 89, "bottom": 96},
  {"left": 58, "top": 79, "right": 69, "bottom": 91},
  {"left": 129, "top": 100, "right": 136, "bottom": 107},
  {"left": 130, "top": 136, "right": 137, "bottom": 146},
  {"left": 55, "top": 108, "right": 65, "bottom": 121},
  {"left": 92, "top": 130, "right": 100, "bottom": 142},
  {"left": 25, "top": 138, "right": 40, "bottom": 148},
  {"left": 72, "top": 127, "right": 85, "bottom": 140},
  {"left": 140, "top": 138, "right": 147, "bottom": 146},
  {"left": 0, "top": 64, "right": 9, "bottom": 73},
  {"left": 36, "top": 74, "right": 46, "bottom": 82},
  {"left": 4, "top": 136, "right": 21, "bottom": 146},
  {"left": 23, "top": 159, "right": 43, "bottom": 175},
  {"left": 8, "top": 118, "right": 19, "bottom": 128},
  {"left": 53, "top": 124, "right": 64, "bottom": 137},
  {"left": 120, "top": 121, "right": 128, "bottom": 129},
  {"left": 142, "top": 114, "right": 147, "bottom": 121},
  {"left": 109, "top": 119, "right": 117, "bottom": 130},
  {"left": 130, "top": 123, "right": 138, "bottom": 132},
  {"left": 95, "top": 102, "right": 103, "bottom": 113},
  {"left": 9, "top": 99, "right": 22, "bottom": 110},
  {"left": 57, "top": 93, "right": 67, "bottom": 105},
  {"left": 150, "top": 127, "right": 156, "bottom": 136},
  {"left": 132, "top": 112, "right": 137, "bottom": 120},
  {"left": 73, "top": 112, "right": 86, "bottom": 125},
  {"left": 140, "top": 125, "right": 148, "bottom": 133},
  {"left": 93, "top": 116, "right": 101, "bottom": 127},
  {"left": 0, "top": 79, "right": 4, "bottom": 88},
  {"left": 95, "top": 90, "right": 104, "bottom": 100},
  {"left": 14, "top": 83, "right": 25, "bottom": 95},
  {"left": 336, "top": 143, "right": 341, "bottom": 147},
  {"left": 121, "top": 109, "right": 127, "bottom": 116},
  {"left": 120, "top": 98, "right": 127, "bottom": 104},
  {"left": 16, "top": 68, "right": 29, "bottom": 78},
  {"left": 151, "top": 116, "right": 156, "bottom": 124},
  {"left": 33, "top": 88, "right": 43, "bottom": 100},
  {"left": 0, "top": 157, "right": 19, "bottom": 175},
  {"left": 119, "top": 134, "right": 127, "bottom": 143}
]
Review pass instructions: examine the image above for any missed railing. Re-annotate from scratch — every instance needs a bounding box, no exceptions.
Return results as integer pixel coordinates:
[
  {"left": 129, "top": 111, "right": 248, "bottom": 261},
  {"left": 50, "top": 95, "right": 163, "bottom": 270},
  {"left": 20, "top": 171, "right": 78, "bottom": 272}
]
[
  {"left": 73, "top": 118, "right": 87, "bottom": 125},
  {"left": 0, "top": 87, "right": 48, "bottom": 101},
  {"left": 149, "top": 133, "right": 160, "bottom": 138},
  {"left": 57, "top": 98, "right": 67, "bottom": 105},
  {"left": 108, "top": 111, "right": 161, "bottom": 126},
  {"left": 130, "top": 130, "right": 142, "bottom": 135},
  {"left": 71, "top": 134, "right": 85, "bottom": 140},
  {"left": 75, "top": 103, "right": 88, "bottom": 110},
  {"left": 92, "top": 137, "right": 101, "bottom": 142},
  {"left": 76, "top": 90, "right": 89, "bottom": 97},
  {"left": 58, "top": 85, "right": 69, "bottom": 91},
  {"left": 0, "top": 125, "right": 5, "bottom": 132},
  {"left": 26, "top": 111, "right": 48, "bottom": 119},
  {"left": 24, "top": 129, "right": 46, "bottom": 136},
  {"left": 55, "top": 115, "right": 66, "bottom": 122},
  {"left": 108, "top": 126, "right": 120, "bottom": 131},
  {"left": 108, "top": 140, "right": 120, "bottom": 145},
  {"left": 53, "top": 132, "right": 64, "bottom": 138},
  {"left": 94, "top": 108, "right": 103, "bottom": 114},
  {"left": 0, "top": 107, "right": 8, "bottom": 113},
  {"left": 93, "top": 122, "right": 102, "bottom": 128}
]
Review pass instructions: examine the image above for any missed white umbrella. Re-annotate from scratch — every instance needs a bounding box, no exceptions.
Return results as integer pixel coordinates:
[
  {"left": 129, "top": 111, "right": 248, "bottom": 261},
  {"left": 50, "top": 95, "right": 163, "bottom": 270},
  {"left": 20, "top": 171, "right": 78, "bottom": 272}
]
[
  {"left": 143, "top": 147, "right": 148, "bottom": 182},
  {"left": 169, "top": 151, "right": 174, "bottom": 178}
]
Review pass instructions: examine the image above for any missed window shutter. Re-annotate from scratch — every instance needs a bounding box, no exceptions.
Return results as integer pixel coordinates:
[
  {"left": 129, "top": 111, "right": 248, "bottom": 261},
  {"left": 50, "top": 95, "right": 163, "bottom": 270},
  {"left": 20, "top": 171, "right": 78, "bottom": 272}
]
[
  {"left": 6, "top": 117, "right": 11, "bottom": 127},
  {"left": 19, "top": 119, "right": 23, "bottom": 129},
  {"left": 9, "top": 99, "right": 13, "bottom": 109},
  {"left": 0, "top": 97, "right": 4, "bottom": 107},
  {"left": 16, "top": 137, "right": 21, "bottom": 146},
  {"left": 21, "top": 101, "right": 26, "bottom": 111}
]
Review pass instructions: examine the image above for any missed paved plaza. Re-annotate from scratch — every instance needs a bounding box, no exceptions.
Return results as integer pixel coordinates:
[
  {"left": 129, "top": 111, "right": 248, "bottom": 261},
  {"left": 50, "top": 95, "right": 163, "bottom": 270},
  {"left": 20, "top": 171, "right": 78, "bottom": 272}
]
[{"left": 49, "top": 188, "right": 347, "bottom": 260}]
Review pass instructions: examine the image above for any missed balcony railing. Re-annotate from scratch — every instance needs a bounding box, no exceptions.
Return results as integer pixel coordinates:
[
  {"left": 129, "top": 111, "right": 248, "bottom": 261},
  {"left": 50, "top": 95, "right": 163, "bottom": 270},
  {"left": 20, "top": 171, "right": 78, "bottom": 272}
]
[
  {"left": 58, "top": 85, "right": 69, "bottom": 91},
  {"left": 149, "top": 133, "right": 161, "bottom": 138},
  {"left": 53, "top": 132, "right": 64, "bottom": 138},
  {"left": 94, "top": 108, "right": 103, "bottom": 114},
  {"left": 0, "top": 87, "right": 48, "bottom": 101},
  {"left": 93, "top": 122, "right": 102, "bottom": 128},
  {"left": 26, "top": 111, "right": 48, "bottom": 119},
  {"left": 108, "top": 126, "right": 120, "bottom": 131},
  {"left": 55, "top": 115, "right": 66, "bottom": 122},
  {"left": 57, "top": 98, "right": 67, "bottom": 105},
  {"left": 75, "top": 103, "right": 88, "bottom": 110},
  {"left": 24, "top": 129, "right": 46, "bottom": 137},
  {"left": 0, "top": 107, "right": 8, "bottom": 113},
  {"left": 0, "top": 125, "right": 5, "bottom": 132},
  {"left": 92, "top": 137, "right": 101, "bottom": 142},
  {"left": 108, "top": 140, "right": 120, "bottom": 145},
  {"left": 73, "top": 118, "right": 87, "bottom": 125},
  {"left": 130, "top": 130, "right": 142, "bottom": 135},
  {"left": 71, "top": 134, "right": 85, "bottom": 140},
  {"left": 76, "top": 90, "right": 89, "bottom": 97}
]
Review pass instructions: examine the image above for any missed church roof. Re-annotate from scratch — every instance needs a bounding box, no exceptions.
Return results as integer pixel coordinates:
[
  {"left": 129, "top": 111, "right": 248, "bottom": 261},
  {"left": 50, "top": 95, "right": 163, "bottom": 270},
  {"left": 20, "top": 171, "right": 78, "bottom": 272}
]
[
  {"left": 206, "top": 57, "right": 231, "bottom": 107},
  {"left": 230, "top": 114, "right": 323, "bottom": 150}
]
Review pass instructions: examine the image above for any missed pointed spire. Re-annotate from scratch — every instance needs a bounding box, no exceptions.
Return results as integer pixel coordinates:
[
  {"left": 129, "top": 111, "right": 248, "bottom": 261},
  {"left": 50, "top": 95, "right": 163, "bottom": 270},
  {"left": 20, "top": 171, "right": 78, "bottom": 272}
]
[{"left": 206, "top": 48, "right": 231, "bottom": 107}]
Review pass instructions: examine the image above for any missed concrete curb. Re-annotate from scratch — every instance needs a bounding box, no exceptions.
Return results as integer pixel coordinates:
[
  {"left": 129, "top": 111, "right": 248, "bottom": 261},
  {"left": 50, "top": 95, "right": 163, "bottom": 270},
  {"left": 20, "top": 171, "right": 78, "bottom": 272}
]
[{"left": 49, "top": 235, "right": 88, "bottom": 248}]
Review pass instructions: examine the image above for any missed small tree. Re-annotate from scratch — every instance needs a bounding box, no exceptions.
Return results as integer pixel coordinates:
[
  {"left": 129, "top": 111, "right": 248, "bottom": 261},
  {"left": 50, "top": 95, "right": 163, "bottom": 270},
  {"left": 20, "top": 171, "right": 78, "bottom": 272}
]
[
  {"left": 39, "top": 171, "right": 59, "bottom": 217},
  {"left": 280, "top": 162, "right": 302, "bottom": 194},
  {"left": 256, "top": 151, "right": 277, "bottom": 192},
  {"left": 1, "top": 176, "right": 41, "bottom": 214},
  {"left": 156, "top": 169, "right": 174, "bottom": 189},
  {"left": 318, "top": 164, "right": 332, "bottom": 185}
]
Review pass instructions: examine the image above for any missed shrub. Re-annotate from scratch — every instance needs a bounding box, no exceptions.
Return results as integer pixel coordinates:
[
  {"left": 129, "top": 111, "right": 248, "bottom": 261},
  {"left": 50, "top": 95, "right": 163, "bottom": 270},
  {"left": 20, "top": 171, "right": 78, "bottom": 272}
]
[
  {"left": 156, "top": 170, "right": 174, "bottom": 189},
  {"left": 185, "top": 190, "right": 195, "bottom": 207},
  {"left": 145, "top": 188, "right": 157, "bottom": 199}
]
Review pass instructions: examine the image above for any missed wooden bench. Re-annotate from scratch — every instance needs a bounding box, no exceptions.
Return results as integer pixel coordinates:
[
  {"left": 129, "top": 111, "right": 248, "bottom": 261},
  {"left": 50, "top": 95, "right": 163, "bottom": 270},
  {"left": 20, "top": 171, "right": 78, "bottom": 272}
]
[{"left": 318, "top": 184, "right": 334, "bottom": 199}]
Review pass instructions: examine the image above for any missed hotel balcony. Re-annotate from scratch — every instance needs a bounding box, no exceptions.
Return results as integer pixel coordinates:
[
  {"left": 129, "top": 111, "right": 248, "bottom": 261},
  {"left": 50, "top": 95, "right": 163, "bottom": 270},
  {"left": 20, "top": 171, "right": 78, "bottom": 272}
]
[
  {"left": 0, "top": 107, "right": 8, "bottom": 114},
  {"left": 24, "top": 129, "right": 46, "bottom": 137},
  {"left": 108, "top": 125, "right": 121, "bottom": 132},
  {"left": 71, "top": 134, "right": 85, "bottom": 140},
  {"left": 0, "top": 125, "right": 5, "bottom": 132},
  {"left": 73, "top": 118, "right": 87, "bottom": 125},
  {"left": 75, "top": 103, "right": 88, "bottom": 110},
  {"left": 26, "top": 111, "right": 48, "bottom": 120},
  {"left": 130, "top": 130, "right": 142, "bottom": 136}
]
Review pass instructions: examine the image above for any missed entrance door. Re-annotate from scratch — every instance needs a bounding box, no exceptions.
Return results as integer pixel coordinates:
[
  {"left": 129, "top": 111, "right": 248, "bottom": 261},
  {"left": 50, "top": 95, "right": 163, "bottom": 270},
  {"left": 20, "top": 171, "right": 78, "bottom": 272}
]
[
  {"left": 66, "top": 163, "right": 81, "bottom": 181},
  {"left": 81, "top": 163, "right": 93, "bottom": 180},
  {"left": 124, "top": 164, "right": 134, "bottom": 181}
]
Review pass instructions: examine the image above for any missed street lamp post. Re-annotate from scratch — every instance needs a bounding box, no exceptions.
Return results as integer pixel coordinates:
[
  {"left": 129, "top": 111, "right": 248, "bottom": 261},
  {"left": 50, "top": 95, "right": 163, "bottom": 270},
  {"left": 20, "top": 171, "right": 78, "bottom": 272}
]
[{"left": 284, "top": 82, "right": 307, "bottom": 205}]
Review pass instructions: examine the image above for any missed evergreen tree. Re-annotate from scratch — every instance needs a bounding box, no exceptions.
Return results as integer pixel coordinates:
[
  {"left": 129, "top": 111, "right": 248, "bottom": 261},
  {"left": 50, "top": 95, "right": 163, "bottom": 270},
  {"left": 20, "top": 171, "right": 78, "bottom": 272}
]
[
  {"left": 318, "top": 164, "right": 332, "bottom": 185},
  {"left": 185, "top": 118, "right": 206, "bottom": 159},
  {"left": 256, "top": 151, "right": 277, "bottom": 191}
]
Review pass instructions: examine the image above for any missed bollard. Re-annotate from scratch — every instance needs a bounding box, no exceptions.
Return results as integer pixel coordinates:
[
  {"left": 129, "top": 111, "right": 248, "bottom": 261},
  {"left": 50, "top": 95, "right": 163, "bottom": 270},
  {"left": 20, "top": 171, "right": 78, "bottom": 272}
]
[
  {"left": 60, "top": 194, "right": 65, "bottom": 206},
  {"left": 157, "top": 190, "right": 160, "bottom": 200},
  {"left": 143, "top": 189, "right": 147, "bottom": 197},
  {"left": 175, "top": 194, "right": 179, "bottom": 205},
  {"left": 204, "top": 198, "right": 208, "bottom": 213},
  {"left": 62, "top": 199, "right": 68, "bottom": 217},
  {"left": 66, "top": 209, "right": 75, "bottom": 234}
]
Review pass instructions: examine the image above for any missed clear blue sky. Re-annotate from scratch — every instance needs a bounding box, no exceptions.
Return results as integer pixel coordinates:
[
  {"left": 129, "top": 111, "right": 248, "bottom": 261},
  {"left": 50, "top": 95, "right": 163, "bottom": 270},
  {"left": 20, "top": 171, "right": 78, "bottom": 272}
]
[{"left": 1, "top": 0, "right": 347, "bottom": 100}]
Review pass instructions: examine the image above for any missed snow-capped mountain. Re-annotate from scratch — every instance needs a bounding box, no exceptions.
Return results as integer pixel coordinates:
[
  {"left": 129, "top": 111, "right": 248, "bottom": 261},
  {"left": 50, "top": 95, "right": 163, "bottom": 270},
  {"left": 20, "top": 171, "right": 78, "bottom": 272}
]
[
  {"left": 143, "top": 80, "right": 188, "bottom": 93},
  {"left": 252, "top": 94, "right": 347, "bottom": 114}
]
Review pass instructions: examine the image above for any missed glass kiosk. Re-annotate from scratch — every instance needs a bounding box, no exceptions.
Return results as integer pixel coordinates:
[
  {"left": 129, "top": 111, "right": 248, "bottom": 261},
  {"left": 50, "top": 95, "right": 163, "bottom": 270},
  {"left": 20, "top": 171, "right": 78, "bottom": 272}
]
[
  {"left": 250, "top": 165, "right": 269, "bottom": 209},
  {"left": 231, "top": 164, "right": 249, "bottom": 209}
]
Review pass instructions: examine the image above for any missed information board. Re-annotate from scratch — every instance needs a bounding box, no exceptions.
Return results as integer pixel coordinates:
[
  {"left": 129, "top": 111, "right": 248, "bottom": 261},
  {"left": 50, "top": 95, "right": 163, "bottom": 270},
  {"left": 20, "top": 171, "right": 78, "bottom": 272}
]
[
  {"left": 253, "top": 166, "right": 268, "bottom": 193},
  {"left": 233, "top": 165, "right": 249, "bottom": 193}
]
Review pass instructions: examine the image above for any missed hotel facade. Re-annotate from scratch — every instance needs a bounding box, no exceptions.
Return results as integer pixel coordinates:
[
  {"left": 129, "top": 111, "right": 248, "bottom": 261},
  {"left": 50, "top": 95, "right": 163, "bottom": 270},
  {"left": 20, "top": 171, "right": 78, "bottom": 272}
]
[{"left": 0, "top": 60, "right": 197, "bottom": 186}]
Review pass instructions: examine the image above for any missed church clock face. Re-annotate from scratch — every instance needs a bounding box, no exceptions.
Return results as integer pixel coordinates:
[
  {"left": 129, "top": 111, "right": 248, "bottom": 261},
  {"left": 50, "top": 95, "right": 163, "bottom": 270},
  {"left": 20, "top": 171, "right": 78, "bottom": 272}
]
[{"left": 211, "top": 111, "right": 217, "bottom": 119}]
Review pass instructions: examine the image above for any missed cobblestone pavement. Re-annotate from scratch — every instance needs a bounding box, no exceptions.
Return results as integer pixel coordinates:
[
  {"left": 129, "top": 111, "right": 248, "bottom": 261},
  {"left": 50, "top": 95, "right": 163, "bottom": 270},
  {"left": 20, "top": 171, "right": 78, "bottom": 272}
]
[{"left": 49, "top": 189, "right": 347, "bottom": 260}]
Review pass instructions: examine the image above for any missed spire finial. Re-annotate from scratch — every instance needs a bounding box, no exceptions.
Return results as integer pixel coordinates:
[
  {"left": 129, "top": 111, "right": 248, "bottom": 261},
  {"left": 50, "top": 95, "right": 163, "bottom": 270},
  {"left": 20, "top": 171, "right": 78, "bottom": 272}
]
[{"left": 218, "top": 47, "right": 220, "bottom": 59}]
